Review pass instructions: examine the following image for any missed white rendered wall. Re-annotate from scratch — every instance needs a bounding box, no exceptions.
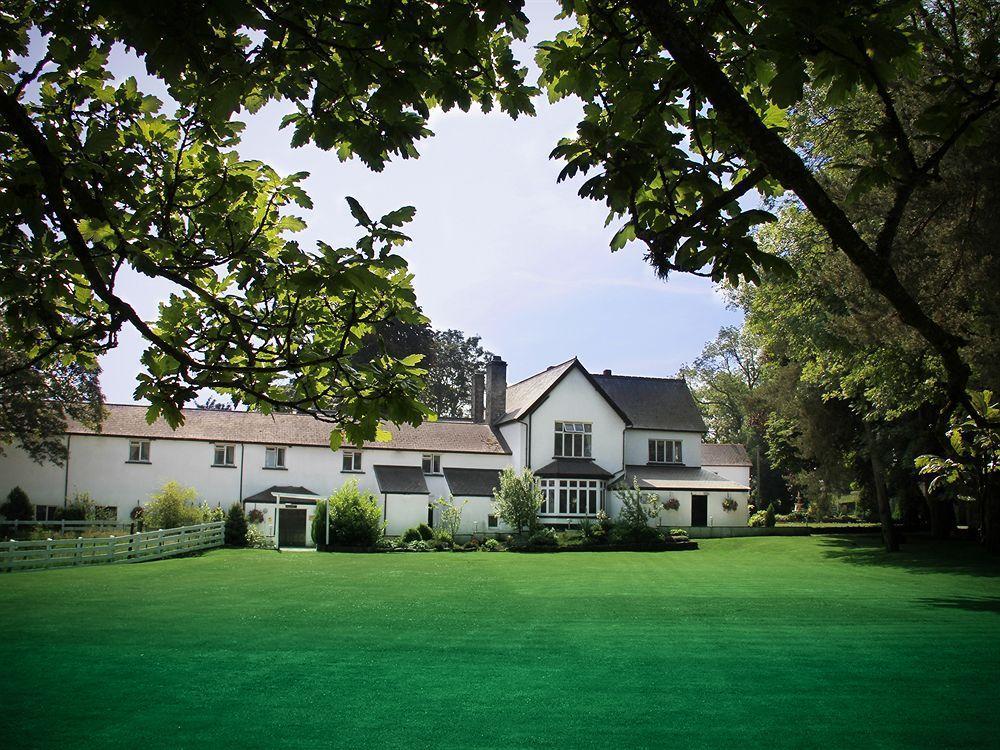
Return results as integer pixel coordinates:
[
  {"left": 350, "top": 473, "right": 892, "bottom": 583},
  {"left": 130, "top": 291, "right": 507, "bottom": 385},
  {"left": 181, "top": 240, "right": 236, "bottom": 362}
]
[
  {"left": 624, "top": 429, "right": 703, "bottom": 468},
  {"left": 703, "top": 464, "right": 751, "bottom": 487},
  {"left": 526, "top": 367, "right": 626, "bottom": 475},
  {"left": 0, "top": 438, "right": 67, "bottom": 506},
  {"left": 606, "top": 488, "right": 750, "bottom": 528}
]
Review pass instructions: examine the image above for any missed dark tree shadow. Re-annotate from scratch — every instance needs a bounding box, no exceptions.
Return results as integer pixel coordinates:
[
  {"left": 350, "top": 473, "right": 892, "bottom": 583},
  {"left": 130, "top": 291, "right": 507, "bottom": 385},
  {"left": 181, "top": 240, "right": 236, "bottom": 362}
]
[
  {"left": 915, "top": 596, "right": 1000, "bottom": 613},
  {"left": 818, "top": 534, "right": 1000, "bottom": 578}
]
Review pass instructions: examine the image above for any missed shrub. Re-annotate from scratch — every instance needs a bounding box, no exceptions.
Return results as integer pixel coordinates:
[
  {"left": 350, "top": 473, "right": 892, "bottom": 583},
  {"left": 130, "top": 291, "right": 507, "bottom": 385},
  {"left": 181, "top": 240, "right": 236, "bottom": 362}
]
[
  {"left": 312, "top": 480, "right": 384, "bottom": 548},
  {"left": 578, "top": 517, "right": 607, "bottom": 544},
  {"left": 400, "top": 527, "right": 423, "bottom": 544},
  {"left": 62, "top": 491, "right": 96, "bottom": 521},
  {"left": 1, "top": 487, "right": 33, "bottom": 521},
  {"left": 246, "top": 508, "right": 265, "bottom": 524},
  {"left": 748, "top": 510, "right": 769, "bottom": 527},
  {"left": 245, "top": 525, "right": 273, "bottom": 549},
  {"left": 612, "top": 479, "right": 661, "bottom": 542},
  {"left": 416, "top": 522, "right": 434, "bottom": 541},
  {"left": 670, "top": 528, "right": 689, "bottom": 540},
  {"left": 765, "top": 503, "right": 777, "bottom": 528},
  {"left": 481, "top": 538, "right": 506, "bottom": 552},
  {"left": 375, "top": 537, "right": 396, "bottom": 551},
  {"left": 528, "top": 526, "right": 558, "bottom": 547},
  {"left": 225, "top": 503, "right": 248, "bottom": 547},
  {"left": 405, "top": 540, "right": 432, "bottom": 552},
  {"left": 201, "top": 503, "right": 225, "bottom": 523},
  {"left": 144, "top": 482, "right": 203, "bottom": 529},
  {"left": 493, "top": 467, "right": 543, "bottom": 534},
  {"left": 610, "top": 523, "right": 663, "bottom": 545},
  {"left": 432, "top": 496, "right": 467, "bottom": 540}
]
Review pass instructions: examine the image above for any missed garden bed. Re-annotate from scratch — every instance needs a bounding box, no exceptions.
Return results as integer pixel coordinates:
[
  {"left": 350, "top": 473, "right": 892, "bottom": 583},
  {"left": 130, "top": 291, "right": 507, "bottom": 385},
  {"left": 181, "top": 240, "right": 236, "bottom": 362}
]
[{"left": 509, "top": 540, "right": 698, "bottom": 553}]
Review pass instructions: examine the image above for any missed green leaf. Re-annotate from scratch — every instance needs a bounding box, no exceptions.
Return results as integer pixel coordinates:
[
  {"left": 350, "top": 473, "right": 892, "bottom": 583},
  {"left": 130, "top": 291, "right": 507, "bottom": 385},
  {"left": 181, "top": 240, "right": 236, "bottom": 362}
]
[
  {"left": 345, "top": 196, "right": 372, "bottom": 227},
  {"left": 329, "top": 430, "right": 343, "bottom": 451}
]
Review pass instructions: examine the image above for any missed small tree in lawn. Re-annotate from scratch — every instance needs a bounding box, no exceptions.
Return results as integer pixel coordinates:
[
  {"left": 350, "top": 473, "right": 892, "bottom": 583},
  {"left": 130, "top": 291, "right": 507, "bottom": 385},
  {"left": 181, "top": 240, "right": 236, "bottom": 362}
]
[
  {"left": 0, "top": 486, "right": 33, "bottom": 521},
  {"left": 433, "top": 496, "right": 468, "bottom": 541},
  {"left": 225, "top": 503, "right": 248, "bottom": 547},
  {"left": 492, "top": 468, "right": 543, "bottom": 535}
]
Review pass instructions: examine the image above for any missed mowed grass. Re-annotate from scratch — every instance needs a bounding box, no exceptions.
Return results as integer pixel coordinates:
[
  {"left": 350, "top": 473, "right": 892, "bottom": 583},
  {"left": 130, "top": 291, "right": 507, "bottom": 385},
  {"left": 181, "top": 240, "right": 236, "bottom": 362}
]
[{"left": 2, "top": 536, "right": 999, "bottom": 749}]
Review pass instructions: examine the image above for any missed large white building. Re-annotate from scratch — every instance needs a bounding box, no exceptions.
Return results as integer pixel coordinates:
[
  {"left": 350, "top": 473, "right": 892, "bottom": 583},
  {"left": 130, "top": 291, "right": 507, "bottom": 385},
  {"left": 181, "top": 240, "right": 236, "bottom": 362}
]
[{"left": 0, "top": 356, "right": 751, "bottom": 545}]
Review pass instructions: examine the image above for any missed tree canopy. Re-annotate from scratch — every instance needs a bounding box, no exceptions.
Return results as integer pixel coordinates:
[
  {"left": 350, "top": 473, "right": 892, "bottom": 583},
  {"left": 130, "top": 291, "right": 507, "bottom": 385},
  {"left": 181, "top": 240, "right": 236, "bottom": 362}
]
[{"left": 0, "top": 1, "right": 535, "bottom": 444}]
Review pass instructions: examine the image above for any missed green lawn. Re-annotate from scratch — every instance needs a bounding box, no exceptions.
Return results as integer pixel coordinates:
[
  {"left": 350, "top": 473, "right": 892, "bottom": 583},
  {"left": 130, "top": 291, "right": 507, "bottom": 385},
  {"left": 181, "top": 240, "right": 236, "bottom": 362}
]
[{"left": 2, "top": 536, "right": 999, "bottom": 749}]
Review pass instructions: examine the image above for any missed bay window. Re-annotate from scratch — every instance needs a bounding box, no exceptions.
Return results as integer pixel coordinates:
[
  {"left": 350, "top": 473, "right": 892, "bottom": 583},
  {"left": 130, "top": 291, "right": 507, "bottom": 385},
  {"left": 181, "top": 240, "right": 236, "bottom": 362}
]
[
  {"left": 554, "top": 421, "right": 592, "bottom": 458},
  {"left": 538, "top": 478, "right": 604, "bottom": 516}
]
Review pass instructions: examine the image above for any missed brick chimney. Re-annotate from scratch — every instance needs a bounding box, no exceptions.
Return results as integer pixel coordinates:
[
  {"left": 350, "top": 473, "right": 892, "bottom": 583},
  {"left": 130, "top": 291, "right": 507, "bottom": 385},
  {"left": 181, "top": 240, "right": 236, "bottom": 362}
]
[
  {"left": 471, "top": 372, "right": 485, "bottom": 423},
  {"left": 485, "top": 355, "right": 507, "bottom": 425}
]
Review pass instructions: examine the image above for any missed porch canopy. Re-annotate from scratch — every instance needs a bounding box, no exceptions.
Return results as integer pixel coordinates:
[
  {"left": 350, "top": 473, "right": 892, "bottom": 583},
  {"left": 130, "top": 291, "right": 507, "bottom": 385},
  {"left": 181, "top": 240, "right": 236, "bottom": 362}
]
[
  {"left": 373, "top": 465, "right": 428, "bottom": 495},
  {"left": 615, "top": 465, "right": 749, "bottom": 492},
  {"left": 534, "top": 458, "right": 613, "bottom": 480},
  {"left": 443, "top": 467, "right": 503, "bottom": 497},
  {"left": 243, "top": 485, "right": 321, "bottom": 504}
]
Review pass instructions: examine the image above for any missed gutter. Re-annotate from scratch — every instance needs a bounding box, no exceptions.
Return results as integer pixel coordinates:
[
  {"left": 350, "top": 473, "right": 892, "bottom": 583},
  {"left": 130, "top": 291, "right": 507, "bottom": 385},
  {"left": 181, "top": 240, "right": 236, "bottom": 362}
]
[{"left": 63, "top": 433, "right": 71, "bottom": 508}]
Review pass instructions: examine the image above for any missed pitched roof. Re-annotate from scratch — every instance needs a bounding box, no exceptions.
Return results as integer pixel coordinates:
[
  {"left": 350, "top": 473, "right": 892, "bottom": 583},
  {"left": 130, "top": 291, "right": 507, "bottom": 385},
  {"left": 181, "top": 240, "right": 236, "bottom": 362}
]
[
  {"left": 499, "top": 358, "right": 631, "bottom": 425},
  {"left": 534, "top": 458, "right": 613, "bottom": 479},
  {"left": 65, "top": 404, "right": 509, "bottom": 455},
  {"left": 443, "top": 467, "right": 503, "bottom": 498},
  {"left": 591, "top": 374, "right": 707, "bottom": 432},
  {"left": 701, "top": 443, "right": 752, "bottom": 467},
  {"left": 243, "top": 486, "right": 319, "bottom": 504},
  {"left": 615, "top": 465, "right": 749, "bottom": 492},
  {"left": 373, "top": 465, "right": 429, "bottom": 495}
]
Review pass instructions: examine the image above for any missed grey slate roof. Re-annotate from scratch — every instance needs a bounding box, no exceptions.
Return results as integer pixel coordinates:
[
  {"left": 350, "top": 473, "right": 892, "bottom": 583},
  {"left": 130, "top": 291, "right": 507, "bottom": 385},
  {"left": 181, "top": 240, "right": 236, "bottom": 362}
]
[
  {"left": 591, "top": 374, "right": 707, "bottom": 432},
  {"left": 500, "top": 358, "right": 577, "bottom": 422},
  {"left": 534, "top": 458, "right": 614, "bottom": 479},
  {"left": 243, "top": 485, "right": 319, "bottom": 504},
  {"left": 443, "top": 467, "right": 503, "bottom": 497},
  {"left": 701, "top": 443, "right": 752, "bottom": 467},
  {"left": 615, "top": 465, "right": 749, "bottom": 491},
  {"left": 373, "top": 465, "right": 429, "bottom": 495},
  {"left": 65, "top": 404, "right": 509, "bottom": 455}
]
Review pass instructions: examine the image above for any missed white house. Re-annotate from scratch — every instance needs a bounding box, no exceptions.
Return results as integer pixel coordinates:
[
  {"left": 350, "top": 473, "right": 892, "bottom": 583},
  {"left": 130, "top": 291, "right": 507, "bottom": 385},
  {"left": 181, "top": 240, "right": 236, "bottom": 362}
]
[{"left": 0, "top": 356, "right": 751, "bottom": 545}]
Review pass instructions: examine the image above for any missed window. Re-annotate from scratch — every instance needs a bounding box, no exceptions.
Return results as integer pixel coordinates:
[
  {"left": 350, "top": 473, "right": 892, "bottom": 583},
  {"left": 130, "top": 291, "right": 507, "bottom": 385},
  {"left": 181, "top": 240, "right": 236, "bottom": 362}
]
[
  {"left": 554, "top": 421, "right": 592, "bottom": 458},
  {"left": 342, "top": 450, "right": 362, "bottom": 472},
  {"left": 421, "top": 454, "right": 441, "bottom": 475},
  {"left": 538, "top": 478, "right": 604, "bottom": 516},
  {"left": 128, "top": 440, "right": 150, "bottom": 463},
  {"left": 213, "top": 444, "right": 236, "bottom": 467},
  {"left": 35, "top": 505, "right": 59, "bottom": 521},
  {"left": 648, "top": 439, "right": 683, "bottom": 464},
  {"left": 487, "top": 514, "right": 498, "bottom": 528},
  {"left": 264, "top": 446, "right": 286, "bottom": 469}
]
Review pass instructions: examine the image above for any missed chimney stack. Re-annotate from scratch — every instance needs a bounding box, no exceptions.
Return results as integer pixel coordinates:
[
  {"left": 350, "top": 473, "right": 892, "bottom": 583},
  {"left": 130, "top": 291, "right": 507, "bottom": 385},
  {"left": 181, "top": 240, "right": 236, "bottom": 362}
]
[
  {"left": 485, "top": 355, "right": 507, "bottom": 425},
  {"left": 471, "top": 372, "right": 485, "bottom": 423},
  {"left": 602, "top": 369, "right": 612, "bottom": 376}
]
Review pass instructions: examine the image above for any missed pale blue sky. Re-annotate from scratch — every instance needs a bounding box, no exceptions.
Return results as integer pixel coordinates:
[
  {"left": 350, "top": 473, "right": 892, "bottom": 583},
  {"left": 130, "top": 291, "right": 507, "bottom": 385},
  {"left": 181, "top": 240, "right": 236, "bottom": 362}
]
[{"left": 97, "top": 0, "right": 741, "bottom": 402}]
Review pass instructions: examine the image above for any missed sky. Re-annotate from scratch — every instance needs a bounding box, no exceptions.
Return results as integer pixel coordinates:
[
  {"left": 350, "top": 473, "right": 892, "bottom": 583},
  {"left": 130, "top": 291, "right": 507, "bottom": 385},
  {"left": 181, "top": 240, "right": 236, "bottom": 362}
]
[{"left": 97, "top": 0, "right": 742, "bottom": 403}]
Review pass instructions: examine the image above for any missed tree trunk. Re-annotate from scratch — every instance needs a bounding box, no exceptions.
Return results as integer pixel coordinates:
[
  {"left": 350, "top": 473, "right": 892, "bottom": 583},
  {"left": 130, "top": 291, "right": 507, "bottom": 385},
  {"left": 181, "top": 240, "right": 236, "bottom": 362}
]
[
  {"left": 982, "top": 476, "right": 1000, "bottom": 554},
  {"left": 864, "top": 423, "right": 899, "bottom": 552},
  {"left": 926, "top": 495, "right": 955, "bottom": 540}
]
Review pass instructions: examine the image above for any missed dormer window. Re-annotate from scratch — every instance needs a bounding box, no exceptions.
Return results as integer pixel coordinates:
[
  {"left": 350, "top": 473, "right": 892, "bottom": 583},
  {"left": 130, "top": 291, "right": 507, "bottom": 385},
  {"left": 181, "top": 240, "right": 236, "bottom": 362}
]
[
  {"left": 554, "top": 421, "right": 592, "bottom": 458},
  {"left": 649, "top": 439, "right": 682, "bottom": 464}
]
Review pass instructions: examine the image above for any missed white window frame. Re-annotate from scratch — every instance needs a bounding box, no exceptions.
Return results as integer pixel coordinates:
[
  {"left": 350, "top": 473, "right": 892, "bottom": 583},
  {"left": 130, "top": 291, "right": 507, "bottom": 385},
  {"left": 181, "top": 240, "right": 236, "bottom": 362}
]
[
  {"left": 553, "top": 421, "right": 592, "bottom": 458},
  {"left": 264, "top": 445, "right": 286, "bottom": 469},
  {"left": 648, "top": 439, "right": 683, "bottom": 464},
  {"left": 421, "top": 454, "right": 442, "bottom": 475},
  {"left": 128, "top": 439, "right": 150, "bottom": 463},
  {"left": 213, "top": 443, "right": 237, "bottom": 467},
  {"left": 342, "top": 450, "right": 363, "bottom": 473},
  {"left": 538, "top": 478, "right": 604, "bottom": 517}
]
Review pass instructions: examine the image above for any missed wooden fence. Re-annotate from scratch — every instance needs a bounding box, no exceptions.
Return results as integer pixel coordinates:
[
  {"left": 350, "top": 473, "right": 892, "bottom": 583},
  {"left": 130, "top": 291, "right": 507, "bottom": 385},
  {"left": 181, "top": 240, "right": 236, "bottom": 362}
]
[{"left": 0, "top": 521, "right": 224, "bottom": 573}]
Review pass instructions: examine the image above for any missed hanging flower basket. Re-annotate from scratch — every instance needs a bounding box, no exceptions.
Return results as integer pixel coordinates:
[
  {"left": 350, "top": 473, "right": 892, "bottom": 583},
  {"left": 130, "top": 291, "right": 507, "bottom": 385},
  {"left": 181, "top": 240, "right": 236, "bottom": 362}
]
[
  {"left": 247, "top": 508, "right": 266, "bottom": 524},
  {"left": 662, "top": 497, "right": 680, "bottom": 511},
  {"left": 721, "top": 496, "right": 739, "bottom": 512}
]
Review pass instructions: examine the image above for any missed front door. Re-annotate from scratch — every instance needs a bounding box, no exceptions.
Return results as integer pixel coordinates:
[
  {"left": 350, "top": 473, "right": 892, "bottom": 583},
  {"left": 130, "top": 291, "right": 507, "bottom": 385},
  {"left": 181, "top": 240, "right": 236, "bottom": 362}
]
[
  {"left": 278, "top": 508, "right": 307, "bottom": 547},
  {"left": 691, "top": 495, "right": 709, "bottom": 527}
]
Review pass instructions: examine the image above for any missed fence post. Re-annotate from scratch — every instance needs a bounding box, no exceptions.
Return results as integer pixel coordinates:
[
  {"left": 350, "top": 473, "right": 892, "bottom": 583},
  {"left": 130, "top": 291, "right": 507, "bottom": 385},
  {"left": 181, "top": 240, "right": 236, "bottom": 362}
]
[
  {"left": 107, "top": 535, "right": 115, "bottom": 563},
  {"left": 158, "top": 529, "right": 164, "bottom": 558},
  {"left": 76, "top": 537, "right": 83, "bottom": 566},
  {"left": 46, "top": 538, "right": 53, "bottom": 570}
]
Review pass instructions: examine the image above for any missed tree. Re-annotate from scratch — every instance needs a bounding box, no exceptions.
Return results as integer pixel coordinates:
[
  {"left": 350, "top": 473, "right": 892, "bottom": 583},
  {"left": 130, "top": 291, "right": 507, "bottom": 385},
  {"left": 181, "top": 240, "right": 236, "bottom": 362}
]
[
  {"left": 492, "top": 468, "right": 542, "bottom": 534},
  {"left": 312, "top": 481, "right": 384, "bottom": 549},
  {"left": 613, "top": 478, "right": 661, "bottom": 541},
  {"left": 432, "top": 496, "right": 468, "bottom": 541},
  {"left": 0, "top": 487, "right": 34, "bottom": 522},
  {"left": 537, "top": 0, "right": 1000, "bottom": 425},
  {"left": 424, "top": 330, "right": 494, "bottom": 418},
  {"left": 0, "top": 345, "right": 103, "bottom": 465},
  {"left": 195, "top": 397, "right": 233, "bottom": 411},
  {"left": 224, "top": 503, "right": 248, "bottom": 547},
  {"left": 1, "top": 2, "right": 535, "bottom": 443}
]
